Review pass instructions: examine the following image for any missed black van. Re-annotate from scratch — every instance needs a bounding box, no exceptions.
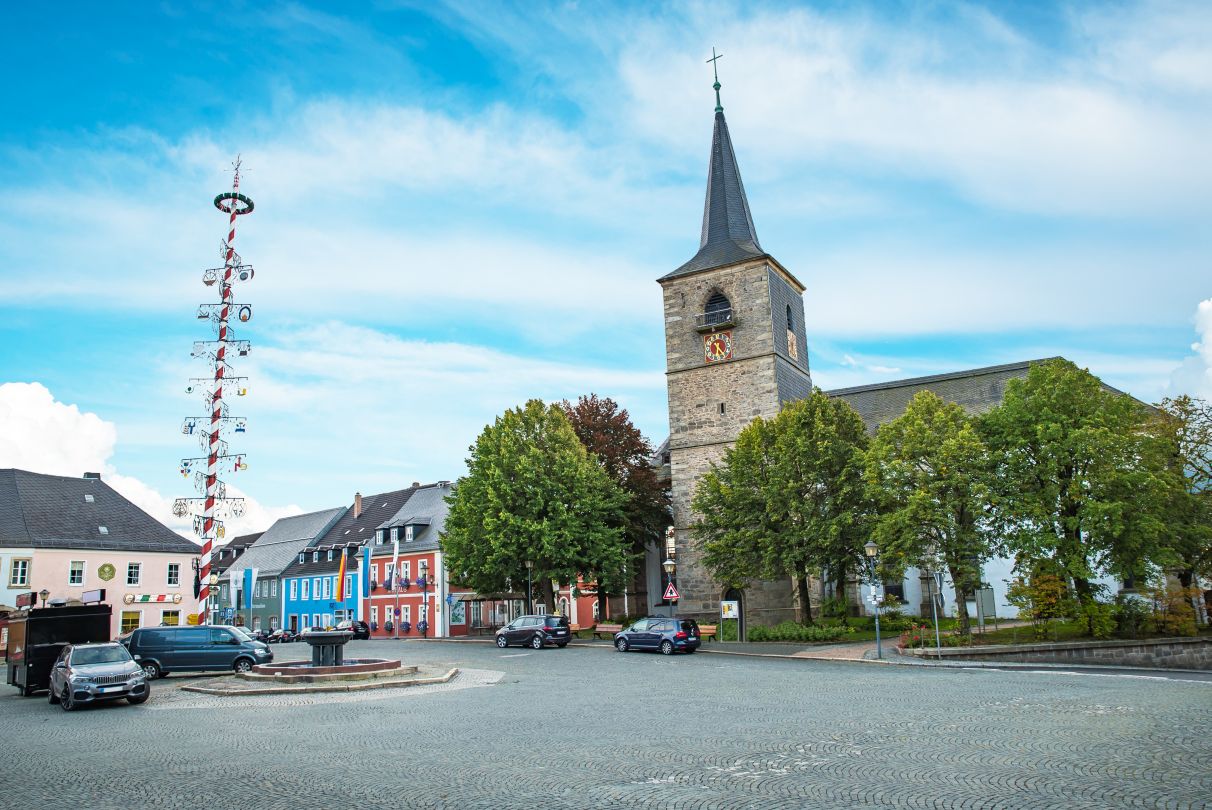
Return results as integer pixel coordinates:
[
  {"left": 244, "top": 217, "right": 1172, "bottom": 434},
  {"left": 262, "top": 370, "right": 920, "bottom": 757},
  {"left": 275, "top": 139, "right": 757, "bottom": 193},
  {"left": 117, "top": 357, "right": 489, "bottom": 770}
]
[{"left": 121, "top": 625, "right": 273, "bottom": 679}]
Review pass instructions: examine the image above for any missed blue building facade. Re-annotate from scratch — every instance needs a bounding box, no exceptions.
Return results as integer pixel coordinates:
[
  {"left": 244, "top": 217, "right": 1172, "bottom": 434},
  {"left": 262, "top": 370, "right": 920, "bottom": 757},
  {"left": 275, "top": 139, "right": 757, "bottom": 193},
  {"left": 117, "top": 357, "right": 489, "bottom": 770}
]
[{"left": 280, "top": 544, "right": 364, "bottom": 631}]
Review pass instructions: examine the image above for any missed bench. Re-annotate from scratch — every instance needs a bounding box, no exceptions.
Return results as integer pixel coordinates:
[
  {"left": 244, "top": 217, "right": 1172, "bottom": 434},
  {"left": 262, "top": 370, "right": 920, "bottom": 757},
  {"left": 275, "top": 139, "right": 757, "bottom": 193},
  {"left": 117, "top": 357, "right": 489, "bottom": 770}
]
[
  {"left": 699, "top": 624, "right": 718, "bottom": 642},
  {"left": 594, "top": 623, "right": 623, "bottom": 639}
]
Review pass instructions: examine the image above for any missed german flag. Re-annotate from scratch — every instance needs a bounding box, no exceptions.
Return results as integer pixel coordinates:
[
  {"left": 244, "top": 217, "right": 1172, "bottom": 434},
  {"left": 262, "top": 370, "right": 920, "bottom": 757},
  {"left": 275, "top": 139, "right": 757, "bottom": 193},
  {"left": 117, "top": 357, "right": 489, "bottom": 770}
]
[{"left": 336, "top": 548, "right": 347, "bottom": 602}]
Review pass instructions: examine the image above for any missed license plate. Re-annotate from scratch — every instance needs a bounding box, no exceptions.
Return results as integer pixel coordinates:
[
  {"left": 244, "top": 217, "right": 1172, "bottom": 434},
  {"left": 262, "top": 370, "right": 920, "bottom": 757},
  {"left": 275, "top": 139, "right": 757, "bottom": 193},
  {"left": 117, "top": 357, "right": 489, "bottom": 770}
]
[{"left": 99, "top": 686, "right": 121, "bottom": 693}]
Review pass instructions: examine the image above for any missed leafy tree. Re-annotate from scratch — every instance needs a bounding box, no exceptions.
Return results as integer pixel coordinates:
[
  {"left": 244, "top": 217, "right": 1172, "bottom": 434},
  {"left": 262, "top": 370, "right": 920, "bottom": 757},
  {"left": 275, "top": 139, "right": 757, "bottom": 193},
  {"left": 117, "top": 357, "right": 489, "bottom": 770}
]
[
  {"left": 980, "top": 359, "right": 1175, "bottom": 606},
  {"left": 692, "top": 390, "right": 870, "bottom": 623},
  {"left": 441, "top": 399, "right": 628, "bottom": 612},
  {"left": 562, "top": 394, "right": 670, "bottom": 617},
  {"left": 866, "top": 391, "right": 997, "bottom": 634},
  {"left": 1155, "top": 395, "right": 1212, "bottom": 586}
]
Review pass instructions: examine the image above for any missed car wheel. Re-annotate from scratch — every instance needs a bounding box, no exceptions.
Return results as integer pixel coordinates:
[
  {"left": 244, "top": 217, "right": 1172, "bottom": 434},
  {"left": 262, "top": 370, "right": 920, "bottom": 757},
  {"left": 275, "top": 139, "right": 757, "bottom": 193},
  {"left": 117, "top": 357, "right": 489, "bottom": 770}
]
[
  {"left": 141, "top": 662, "right": 161, "bottom": 680},
  {"left": 495, "top": 635, "right": 509, "bottom": 648},
  {"left": 60, "top": 686, "right": 74, "bottom": 712},
  {"left": 530, "top": 635, "right": 544, "bottom": 650},
  {"left": 48, "top": 686, "right": 59, "bottom": 705},
  {"left": 615, "top": 637, "right": 629, "bottom": 652},
  {"left": 127, "top": 688, "right": 150, "bottom": 705},
  {"left": 233, "top": 658, "right": 254, "bottom": 673},
  {"left": 660, "top": 640, "right": 674, "bottom": 656}
]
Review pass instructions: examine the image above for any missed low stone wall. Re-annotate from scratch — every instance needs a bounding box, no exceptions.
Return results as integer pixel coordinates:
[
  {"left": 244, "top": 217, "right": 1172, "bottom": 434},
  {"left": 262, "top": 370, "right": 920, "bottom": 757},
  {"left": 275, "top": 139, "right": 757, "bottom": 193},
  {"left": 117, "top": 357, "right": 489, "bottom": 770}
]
[{"left": 906, "top": 636, "right": 1212, "bottom": 670}]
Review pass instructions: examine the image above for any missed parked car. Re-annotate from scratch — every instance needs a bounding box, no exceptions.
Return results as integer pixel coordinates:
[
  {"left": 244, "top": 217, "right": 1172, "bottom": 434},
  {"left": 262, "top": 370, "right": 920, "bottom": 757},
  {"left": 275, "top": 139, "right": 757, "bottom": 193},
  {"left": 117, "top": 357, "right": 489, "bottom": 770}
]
[
  {"left": 121, "top": 625, "right": 273, "bottom": 679},
  {"left": 49, "top": 642, "right": 149, "bottom": 710},
  {"left": 266, "top": 628, "right": 296, "bottom": 644},
  {"left": 614, "top": 617, "right": 701, "bottom": 655},
  {"left": 244, "top": 628, "right": 271, "bottom": 644},
  {"left": 495, "top": 615, "right": 571, "bottom": 649},
  {"left": 335, "top": 620, "right": 370, "bottom": 640}
]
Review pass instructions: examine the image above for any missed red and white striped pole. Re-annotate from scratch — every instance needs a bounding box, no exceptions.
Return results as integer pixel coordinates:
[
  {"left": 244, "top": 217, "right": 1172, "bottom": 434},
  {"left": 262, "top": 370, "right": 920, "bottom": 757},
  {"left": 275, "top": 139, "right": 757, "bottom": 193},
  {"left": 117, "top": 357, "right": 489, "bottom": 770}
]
[{"left": 199, "top": 163, "right": 249, "bottom": 608}]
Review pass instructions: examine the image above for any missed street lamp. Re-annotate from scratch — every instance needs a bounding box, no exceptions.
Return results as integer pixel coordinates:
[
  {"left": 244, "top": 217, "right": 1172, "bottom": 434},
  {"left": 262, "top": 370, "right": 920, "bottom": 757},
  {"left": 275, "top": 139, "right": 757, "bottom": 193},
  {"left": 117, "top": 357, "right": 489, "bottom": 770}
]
[
  {"left": 418, "top": 559, "right": 430, "bottom": 639},
  {"left": 38, "top": 588, "right": 50, "bottom": 608},
  {"left": 524, "top": 560, "right": 533, "bottom": 615},
  {"left": 863, "top": 541, "right": 882, "bottom": 660},
  {"left": 662, "top": 558, "right": 676, "bottom": 618}
]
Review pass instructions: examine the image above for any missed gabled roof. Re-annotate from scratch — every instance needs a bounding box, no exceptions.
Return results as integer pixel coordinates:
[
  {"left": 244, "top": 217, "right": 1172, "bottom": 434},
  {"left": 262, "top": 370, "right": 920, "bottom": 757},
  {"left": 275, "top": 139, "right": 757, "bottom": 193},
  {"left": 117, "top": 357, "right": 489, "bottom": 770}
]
[
  {"left": 224, "top": 507, "right": 345, "bottom": 581},
  {"left": 281, "top": 486, "right": 419, "bottom": 578},
  {"left": 0, "top": 469, "right": 199, "bottom": 554},
  {"left": 374, "top": 482, "right": 453, "bottom": 554},
  {"left": 661, "top": 110, "right": 769, "bottom": 282},
  {"left": 212, "top": 532, "right": 262, "bottom": 576}
]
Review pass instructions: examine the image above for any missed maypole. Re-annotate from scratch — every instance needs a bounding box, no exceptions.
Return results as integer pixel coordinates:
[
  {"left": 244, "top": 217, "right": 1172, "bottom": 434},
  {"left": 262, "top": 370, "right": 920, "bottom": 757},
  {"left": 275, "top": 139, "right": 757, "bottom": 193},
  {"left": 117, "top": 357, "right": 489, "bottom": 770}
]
[{"left": 175, "top": 158, "right": 256, "bottom": 622}]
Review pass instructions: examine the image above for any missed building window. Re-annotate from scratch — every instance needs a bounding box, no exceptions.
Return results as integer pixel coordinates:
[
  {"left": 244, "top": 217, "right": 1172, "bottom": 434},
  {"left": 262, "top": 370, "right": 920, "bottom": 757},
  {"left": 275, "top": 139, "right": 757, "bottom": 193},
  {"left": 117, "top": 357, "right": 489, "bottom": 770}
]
[
  {"left": 126, "top": 562, "right": 141, "bottom": 586},
  {"left": 704, "top": 291, "right": 731, "bottom": 326},
  {"left": 559, "top": 597, "right": 569, "bottom": 616},
  {"left": 884, "top": 580, "right": 907, "bottom": 603},
  {"left": 271, "top": 579, "right": 278, "bottom": 598},
  {"left": 371, "top": 606, "right": 379, "bottom": 625},
  {"left": 786, "top": 304, "right": 798, "bottom": 360},
  {"left": 536, "top": 603, "right": 546, "bottom": 616},
  {"left": 298, "top": 553, "right": 305, "bottom": 564},
  {"left": 312, "top": 552, "right": 319, "bottom": 563},
  {"left": 402, "top": 605, "right": 411, "bottom": 624},
  {"left": 161, "top": 610, "right": 180, "bottom": 626},
  {"left": 401, "top": 561, "right": 411, "bottom": 582},
  {"left": 167, "top": 563, "right": 180, "bottom": 587},
  {"left": 289, "top": 579, "right": 297, "bottom": 600},
  {"left": 313, "top": 577, "right": 321, "bottom": 598},
  {"left": 592, "top": 600, "right": 600, "bottom": 620},
  {"left": 327, "top": 549, "right": 333, "bottom": 562},
  {"left": 9, "top": 559, "right": 30, "bottom": 587},
  {"left": 322, "top": 578, "right": 331, "bottom": 600},
  {"left": 345, "top": 575, "right": 353, "bottom": 597},
  {"left": 98, "top": 526, "right": 108, "bottom": 535},
  {"left": 120, "top": 611, "right": 141, "bottom": 633},
  {"left": 69, "top": 561, "right": 85, "bottom": 586},
  {"left": 301, "top": 579, "right": 310, "bottom": 600}
]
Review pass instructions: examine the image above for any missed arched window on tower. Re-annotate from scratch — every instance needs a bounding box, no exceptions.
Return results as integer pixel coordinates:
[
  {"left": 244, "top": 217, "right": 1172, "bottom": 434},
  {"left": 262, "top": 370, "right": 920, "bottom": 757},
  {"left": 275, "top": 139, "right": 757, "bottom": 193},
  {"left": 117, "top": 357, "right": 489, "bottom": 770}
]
[
  {"left": 785, "top": 304, "right": 799, "bottom": 360},
  {"left": 703, "top": 292, "right": 732, "bottom": 327}
]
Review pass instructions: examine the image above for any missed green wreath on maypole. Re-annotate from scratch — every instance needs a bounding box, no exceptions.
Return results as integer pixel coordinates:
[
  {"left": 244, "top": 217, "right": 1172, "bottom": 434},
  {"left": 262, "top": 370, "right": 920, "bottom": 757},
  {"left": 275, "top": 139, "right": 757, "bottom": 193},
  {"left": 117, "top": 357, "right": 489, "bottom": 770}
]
[{"left": 214, "top": 192, "right": 254, "bottom": 215}]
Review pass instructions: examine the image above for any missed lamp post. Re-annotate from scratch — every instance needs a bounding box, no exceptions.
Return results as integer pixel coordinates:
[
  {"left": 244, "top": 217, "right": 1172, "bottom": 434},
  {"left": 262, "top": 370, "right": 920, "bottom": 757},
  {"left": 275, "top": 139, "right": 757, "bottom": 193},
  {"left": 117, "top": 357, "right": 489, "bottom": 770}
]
[
  {"left": 419, "top": 559, "right": 429, "bottom": 639},
  {"left": 38, "top": 588, "right": 50, "bottom": 608},
  {"left": 863, "top": 541, "right": 882, "bottom": 660},
  {"left": 662, "top": 558, "right": 676, "bottom": 618},
  {"left": 524, "top": 560, "right": 533, "bottom": 615}
]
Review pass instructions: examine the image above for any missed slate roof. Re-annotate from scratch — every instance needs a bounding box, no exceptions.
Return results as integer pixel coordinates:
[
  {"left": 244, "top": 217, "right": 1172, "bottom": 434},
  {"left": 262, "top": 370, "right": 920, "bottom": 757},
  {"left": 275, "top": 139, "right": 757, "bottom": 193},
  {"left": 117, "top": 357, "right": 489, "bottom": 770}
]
[
  {"left": 825, "top": 358, "right": 1065, "bottom": 432},
  {"left": 211, "top": 532, "right": 262, "bottom": 576},
  {"left": 225, "top": 507, "right": 345, "bottom": 582},
  {"left": 661, "top": 110, "right": 769, "bottom": 282},
  {"left": 373, "top": 482, "right": 453, "bottom": 555},
  {"left": 280, "top": 486, "right": 418, "bottom": 578},
  {"left": 0, "top": 469, "right": 199, "bottom": 553}
]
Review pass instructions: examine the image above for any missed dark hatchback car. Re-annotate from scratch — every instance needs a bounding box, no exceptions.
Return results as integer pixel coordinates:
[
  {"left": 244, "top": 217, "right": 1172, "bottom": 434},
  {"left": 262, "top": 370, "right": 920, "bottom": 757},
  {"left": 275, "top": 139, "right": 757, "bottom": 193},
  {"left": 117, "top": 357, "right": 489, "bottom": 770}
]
[
  {"left": 614, "top": 617, "right": 701, "bottom": 655},
  {"left": 495, "top": 615, "right": 571, "bottom": 649},
  {"left": 336, "top": 620, "right": 370, "bottom": 640}
]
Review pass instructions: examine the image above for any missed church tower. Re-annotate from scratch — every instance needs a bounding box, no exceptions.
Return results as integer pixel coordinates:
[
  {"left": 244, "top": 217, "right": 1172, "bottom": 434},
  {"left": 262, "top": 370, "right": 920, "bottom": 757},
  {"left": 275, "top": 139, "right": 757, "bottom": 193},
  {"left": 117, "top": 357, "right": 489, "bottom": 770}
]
[{"left": 659, "top": 66, "right": 813, "bottom": 624}]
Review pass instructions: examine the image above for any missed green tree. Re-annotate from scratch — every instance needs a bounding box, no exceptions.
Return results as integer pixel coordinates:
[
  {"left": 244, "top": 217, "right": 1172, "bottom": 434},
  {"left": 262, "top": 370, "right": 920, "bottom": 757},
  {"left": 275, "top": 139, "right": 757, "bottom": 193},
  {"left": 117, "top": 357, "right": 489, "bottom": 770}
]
[
  {"left": 692, "top": 390, "right": 870, "bottom": 623},
  {"left": 866, "top": 391, "right": 997, "bottom": 635},
  {"left": 562, "top": 394, "right": 671, "bottom": 616},
  {"left": 441, "top": 399, "right": 628, "bottom": 612},
  {"left": 980, "top": 359, "right": 1175, "bottom": 607},
  {"left": 1155, "top": 395, "right": 1212, "bottom": 586}
]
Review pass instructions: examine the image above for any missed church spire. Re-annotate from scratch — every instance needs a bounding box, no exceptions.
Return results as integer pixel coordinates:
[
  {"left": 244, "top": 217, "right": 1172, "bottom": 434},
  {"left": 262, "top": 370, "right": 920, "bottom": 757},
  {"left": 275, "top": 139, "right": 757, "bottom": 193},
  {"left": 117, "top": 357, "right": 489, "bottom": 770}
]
[{"left": 661, "top": 53, "right": 767, "bottom": 281}]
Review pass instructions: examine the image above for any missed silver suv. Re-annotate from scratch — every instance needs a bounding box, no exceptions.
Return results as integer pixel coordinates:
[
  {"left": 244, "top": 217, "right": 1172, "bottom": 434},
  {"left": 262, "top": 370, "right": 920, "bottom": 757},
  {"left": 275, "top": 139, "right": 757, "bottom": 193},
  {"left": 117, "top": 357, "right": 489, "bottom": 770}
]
[{"left": 49, "top": 642, "right": 149, "bottom": 711}]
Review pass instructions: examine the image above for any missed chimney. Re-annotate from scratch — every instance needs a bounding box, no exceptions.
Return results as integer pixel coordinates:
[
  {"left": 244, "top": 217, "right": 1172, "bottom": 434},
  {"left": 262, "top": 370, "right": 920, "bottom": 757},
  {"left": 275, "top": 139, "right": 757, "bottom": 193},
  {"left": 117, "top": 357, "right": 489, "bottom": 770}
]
[
  {"left": 354, "top": 492, "right": 362, "bottom": 518},
  {"left": 83, "top": 472, "right": 101, "bottom": 480},
  {"left": 412, "top": 481, "right": 420, "bottom": 488}
]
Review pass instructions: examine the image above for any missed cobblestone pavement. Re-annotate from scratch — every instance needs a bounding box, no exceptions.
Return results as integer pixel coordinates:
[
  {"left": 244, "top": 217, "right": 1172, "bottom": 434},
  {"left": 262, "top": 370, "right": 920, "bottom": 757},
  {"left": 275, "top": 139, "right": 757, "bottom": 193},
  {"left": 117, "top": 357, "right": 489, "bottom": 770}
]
[{"left": 3, "top": 639, "right": 1209, "bottom": 809}]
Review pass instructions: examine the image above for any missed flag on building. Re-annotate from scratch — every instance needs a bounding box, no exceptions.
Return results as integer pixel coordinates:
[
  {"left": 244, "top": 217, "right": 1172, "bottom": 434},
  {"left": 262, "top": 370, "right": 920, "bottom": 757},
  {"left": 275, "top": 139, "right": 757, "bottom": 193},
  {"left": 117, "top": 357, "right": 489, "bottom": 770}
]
[
  {"left": 336, "top": 548, "right": 347, "bottom": 602},
  {"left": 242, "top": 567, "right": 258, "bottom": 611}
]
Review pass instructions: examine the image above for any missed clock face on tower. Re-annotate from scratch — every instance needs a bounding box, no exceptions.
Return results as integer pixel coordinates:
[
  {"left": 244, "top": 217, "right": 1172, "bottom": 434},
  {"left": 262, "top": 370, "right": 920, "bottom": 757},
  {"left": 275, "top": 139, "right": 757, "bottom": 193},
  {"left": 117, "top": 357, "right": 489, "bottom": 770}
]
[{"left": 704, "top": 330, "right": 733, "bottom": 363}]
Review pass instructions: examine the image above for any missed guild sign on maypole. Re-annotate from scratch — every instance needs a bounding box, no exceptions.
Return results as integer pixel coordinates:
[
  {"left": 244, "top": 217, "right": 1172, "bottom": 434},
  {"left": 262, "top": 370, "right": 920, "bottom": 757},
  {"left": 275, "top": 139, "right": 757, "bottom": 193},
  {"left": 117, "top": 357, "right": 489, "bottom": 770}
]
[{"left": 174, "top": 158, "right": 256, "bottom": 619}]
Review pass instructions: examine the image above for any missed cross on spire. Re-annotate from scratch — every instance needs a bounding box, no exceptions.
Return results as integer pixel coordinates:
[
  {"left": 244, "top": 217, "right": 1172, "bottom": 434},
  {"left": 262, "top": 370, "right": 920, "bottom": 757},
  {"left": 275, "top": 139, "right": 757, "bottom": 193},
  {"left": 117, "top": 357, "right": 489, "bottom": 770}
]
[{"left": 707, "top": 48, "right": 723, "bottom": 112}]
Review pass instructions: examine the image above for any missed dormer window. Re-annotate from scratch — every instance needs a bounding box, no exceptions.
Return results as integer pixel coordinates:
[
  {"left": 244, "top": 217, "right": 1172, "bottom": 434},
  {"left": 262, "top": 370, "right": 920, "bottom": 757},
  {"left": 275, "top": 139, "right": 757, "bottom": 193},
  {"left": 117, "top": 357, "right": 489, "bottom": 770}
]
[
  {"left": 327, "top": 549, "right": 334, "bottom": 562},
  {"left": 299, "top": 553, "right": 305, "bottom": 564},
  {"left": 84, "top": 494, "right": 94, "bottom": 503},
  {"left": 312, "top": 551, "right": 319, "bottom": 563},
  {"left": 695, "top": 291, "right": 735, "bottom": 331}
]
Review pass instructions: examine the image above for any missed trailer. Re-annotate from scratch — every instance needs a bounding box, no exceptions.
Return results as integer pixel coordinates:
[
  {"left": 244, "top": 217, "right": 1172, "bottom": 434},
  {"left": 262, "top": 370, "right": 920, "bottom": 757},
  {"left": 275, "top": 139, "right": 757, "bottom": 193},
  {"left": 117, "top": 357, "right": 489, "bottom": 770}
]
[{"left": 6, "top": 592, "right": 112, "bottom": 697}]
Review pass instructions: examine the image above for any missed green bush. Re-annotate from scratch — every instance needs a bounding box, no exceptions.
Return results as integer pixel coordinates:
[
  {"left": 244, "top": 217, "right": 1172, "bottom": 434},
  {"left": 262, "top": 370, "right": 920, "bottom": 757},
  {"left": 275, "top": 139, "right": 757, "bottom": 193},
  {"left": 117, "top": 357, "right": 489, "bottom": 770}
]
[
  {"left": 820, "top": 596, "right": 848, "bottom": 619},
  {"left": 1113, "top": 593, "right": 1152, "bottom": 637},
  {"left": 747, "top": 621, "right": 851, "bottom": 643},
  {"left": 1079, "top": 600, "right": 1116, "bottom": 640}
]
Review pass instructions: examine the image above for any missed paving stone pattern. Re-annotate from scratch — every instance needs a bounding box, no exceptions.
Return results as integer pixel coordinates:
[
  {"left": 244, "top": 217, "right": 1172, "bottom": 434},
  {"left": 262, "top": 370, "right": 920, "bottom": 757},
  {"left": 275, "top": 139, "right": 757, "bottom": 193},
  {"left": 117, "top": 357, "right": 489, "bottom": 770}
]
[{"left": 2, "top": 639, "right": 1209, "bottom": 809}]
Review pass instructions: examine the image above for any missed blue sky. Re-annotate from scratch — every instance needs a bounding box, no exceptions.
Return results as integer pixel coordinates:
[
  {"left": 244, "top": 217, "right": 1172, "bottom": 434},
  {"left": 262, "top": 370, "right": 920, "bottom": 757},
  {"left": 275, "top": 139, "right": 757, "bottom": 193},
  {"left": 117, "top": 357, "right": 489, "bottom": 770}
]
[{"left": 2, "top": 1, "right": 1210, "bottom": 535}]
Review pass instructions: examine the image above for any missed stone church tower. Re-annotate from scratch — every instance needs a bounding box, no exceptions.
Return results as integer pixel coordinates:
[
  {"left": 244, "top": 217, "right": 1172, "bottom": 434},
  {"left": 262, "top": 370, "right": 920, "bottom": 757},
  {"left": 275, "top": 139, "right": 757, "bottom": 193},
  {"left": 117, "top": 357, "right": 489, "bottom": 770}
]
[{"left": 658, "top": 85, "right": 813, "bottom": 627}]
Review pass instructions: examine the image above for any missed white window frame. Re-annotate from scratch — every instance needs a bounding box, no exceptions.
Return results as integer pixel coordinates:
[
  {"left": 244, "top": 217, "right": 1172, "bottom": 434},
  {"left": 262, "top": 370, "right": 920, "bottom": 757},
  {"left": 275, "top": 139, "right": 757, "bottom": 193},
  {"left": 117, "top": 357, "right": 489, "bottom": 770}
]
[
  {"left": 126, "top": 562, "right": 141, "bottom": 586},
  {"left": 301, "top": 579, "right": 310, "bottom": 600},
  {"left": 271, "top": 579, "right": 277, "bottom": 597},
  {"left": 68, "top": 560, "right": 85, "bottom": 587},
  {"left": 345, "top": 575, "right": 353, "bottom": 598},
  {"left": 166, "top": 562, "right": 180, "bottom": 587},
  {"left": 9, "top": 558, "right": 29, "bottom": 587},
  {"left": 312, "top": 577, "right": 321, "bottom": 598},
  {"left": 402, "top": 605, "right": 411, "bottom": 625},
  {"left": 401, "top": 561, "right": 411, "bottom": 583},
  {"left": 322, "top": 578, "right": 331, "bottom": 600},
  {"left": 289, "top": 579, "right": 297, "bottom": 600},
  {"left": 371, "top": 605, "right": 379, "bottom": 625}
]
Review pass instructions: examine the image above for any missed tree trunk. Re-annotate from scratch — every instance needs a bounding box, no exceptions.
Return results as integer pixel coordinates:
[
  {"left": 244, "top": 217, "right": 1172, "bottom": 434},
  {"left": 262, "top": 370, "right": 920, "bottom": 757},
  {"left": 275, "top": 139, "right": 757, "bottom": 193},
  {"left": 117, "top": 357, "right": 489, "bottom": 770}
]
[
  {"left": 948, "top": 564, "right": 971, "bottom": 635},
  {"left": 834, "top": 561, "right": 848, "bottom": 627},
  {"left": 796, "top": 575, "right": 813, "bottom": 624},
  {"left": 538, "top": 579, "right": 555, "bottom": 614}
]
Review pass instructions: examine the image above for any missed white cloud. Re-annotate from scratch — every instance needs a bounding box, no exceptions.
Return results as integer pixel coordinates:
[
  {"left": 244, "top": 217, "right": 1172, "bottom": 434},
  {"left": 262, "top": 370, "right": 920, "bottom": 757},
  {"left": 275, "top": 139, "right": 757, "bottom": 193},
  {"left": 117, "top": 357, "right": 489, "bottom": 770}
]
[
  {"left": 1169, "top": 298, "right": 1212, "bottom": 398},
  {"left": 0, "top": 382, "right": 297, "bottom": 541}
]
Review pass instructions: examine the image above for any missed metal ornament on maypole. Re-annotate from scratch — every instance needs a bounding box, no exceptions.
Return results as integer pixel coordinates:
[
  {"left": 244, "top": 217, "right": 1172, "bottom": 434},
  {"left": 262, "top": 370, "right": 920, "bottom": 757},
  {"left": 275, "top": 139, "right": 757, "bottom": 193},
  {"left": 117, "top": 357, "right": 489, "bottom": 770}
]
[{"left": 175, "top": 158, "right": 256, "bottom": 623}]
